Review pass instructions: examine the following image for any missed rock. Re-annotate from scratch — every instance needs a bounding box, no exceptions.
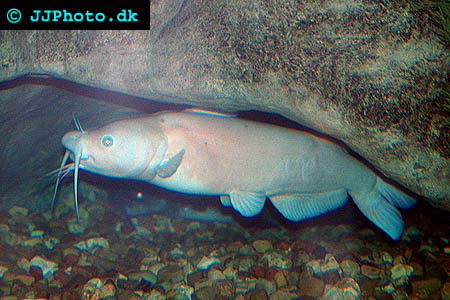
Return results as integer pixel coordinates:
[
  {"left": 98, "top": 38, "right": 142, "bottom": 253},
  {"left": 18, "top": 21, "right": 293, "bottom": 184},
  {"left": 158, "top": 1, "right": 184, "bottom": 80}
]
[
  {"left": 361, "top": 264, "right": 385, "bottom": 280},
  {"left": 293, "top": 250, "right": 312, "bottom": 267},
  {"left": 13, "top": 274, "right": 34, "bottom": 286},
  {"left": 390, "top": 264, "right": 414, "bottom": 287},
  {"left": 30, "top": 230, "right": 44, "bottom": 237},
  {"left": 116, "top": 273, "right": 140, "bottom": 290},
  {"left": 0, "top": 266, "right": 8, "bottom": 279},
  {"left": 372, "top": 251, "right": 393, "bottom": 266},
  {"left": 268, "top": 288, "right": 298, "bottom": 300},
  {"left": 157, "top": 265, "right": 185, "bottom": 284},
  {"left": 393, "top": 255, "right": 407, "bottom": 265},
  {"left": 411, "top": 278, "right": 442, "bottom": 296},
  {"left": 197, "top": 256, "right": 221, "bottom": 270},
  {"left": 81, "top": 278, "right": 105, "bottom": 300},
  {"left": 223, "top": 266, "right": 238, "bottom": 280},
  {"left": 253, "top": 240, "right": 273, "bottom": 254},
  {"left": 392, "top": 290, "right": 409, "bottom": 300},
  {"left": 101, "top": 282, "right": 116, "bottom": 298},
  {"left": 238, "top": 256, "right": 255, "bottom": 272},
  {"left": 274, "top": 271, "right": 287, "bottom": 289},
  {"left": 260, "top": 251, "right": 292, "bottom": 270},
  {"left": 8, "top": 206, "right": 28, "bottom": 217},
  {"left": 305, "top": 254, "right": 342, "bottom": 279},
  {"left": 312, "top": 246, "right": 327, "bottom": 260},
  {"left": 167, "top": 246, "right": 188, "bottom": 265},
  {"left": 44, "top": 236, "right": 60, "bottom": 250},
  {"left": 322, "top": 278, "right": 361, "bottom": 300},
  {"left": 208, "top": 268, "right": 226, "bottom": 282},
  {"left": 442, "top": 282, "right": 450, "bottom": 300},
  {"left": 0, "top": 224, "right": 10, "bottom": 233},
  {"left": 29, "top": 256, "right": 59, "bottom": 279},
  {"left": 0, "top": 296, "right": 18, "bottom": 300},
  {"left": 145, "top": 290, "right": 166, "bottom": 300},
  {"left": 74, "top": 237, "right": 110, "bottom": 253},
  {"left": 194, "top": 286, "right": 216, "bottom": 300},
  {"left": 23, "top": 237, "right": 42, "bottom": 248},
  {"left": 240, "top": 244, "right": 256, "bottom": 256},
  {"left": 128, "top": 271, "right": 157, "bottom": 286},
  {"left": 340, "top": 260, "right": 360, "bottom": 278},
  {"left": 255, "top": 279, "right": 276, "bottom": 296},
  {"left": 168, "top": 282, "right": 194, "bottom": 300},
  {"left": 297, "top": 272, "right": 325, "bottom": 298},
  {"left": 249, "top": 289, "right": 269, "bottom": 300},
  {"left": 213, "top": 279, "right": 236, "bottom": 298}
]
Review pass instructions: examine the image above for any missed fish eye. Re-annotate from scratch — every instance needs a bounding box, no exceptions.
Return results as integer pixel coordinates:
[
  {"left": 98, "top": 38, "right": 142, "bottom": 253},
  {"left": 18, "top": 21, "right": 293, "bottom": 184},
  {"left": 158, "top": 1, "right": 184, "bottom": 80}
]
[{"left": 102, "top": 136, "right": 114, "bottom": 147}]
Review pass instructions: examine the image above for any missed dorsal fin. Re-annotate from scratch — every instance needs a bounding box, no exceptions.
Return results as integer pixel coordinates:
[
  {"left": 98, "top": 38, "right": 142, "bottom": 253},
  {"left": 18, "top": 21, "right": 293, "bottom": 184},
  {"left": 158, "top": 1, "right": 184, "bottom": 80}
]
[{"left": 182, "top": 108, "right": 236, "bottom": 118}]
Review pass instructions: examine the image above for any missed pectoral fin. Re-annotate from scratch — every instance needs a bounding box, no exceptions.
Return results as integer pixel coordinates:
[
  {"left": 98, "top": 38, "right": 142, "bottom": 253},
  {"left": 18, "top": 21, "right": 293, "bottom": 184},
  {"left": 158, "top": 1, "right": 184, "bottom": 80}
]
[
  {"left": 157, "top": 149, "right": 185, "bottom": 178},
  {"left": 229, "top": 191, "right": 266, "bottom": 217},
  {"left": 269, "top": 189, "right": 348, "bottom": 221},
  {"left": 220, "top": 195, "right": 231, "bottom": 207}
]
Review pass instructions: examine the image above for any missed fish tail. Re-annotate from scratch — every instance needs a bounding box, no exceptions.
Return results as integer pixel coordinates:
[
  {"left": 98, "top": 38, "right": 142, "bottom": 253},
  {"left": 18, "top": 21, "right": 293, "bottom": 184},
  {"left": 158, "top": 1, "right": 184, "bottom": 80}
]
[{"left": 350, "top": 177, "right": 416, "bottom": 240}]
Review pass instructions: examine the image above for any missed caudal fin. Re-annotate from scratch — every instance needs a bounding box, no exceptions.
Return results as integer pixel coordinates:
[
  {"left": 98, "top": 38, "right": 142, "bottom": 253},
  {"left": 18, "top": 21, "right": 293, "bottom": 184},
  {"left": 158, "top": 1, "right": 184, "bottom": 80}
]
[{"left": 351, "top": 177, "right": 416, "bottom": 240}]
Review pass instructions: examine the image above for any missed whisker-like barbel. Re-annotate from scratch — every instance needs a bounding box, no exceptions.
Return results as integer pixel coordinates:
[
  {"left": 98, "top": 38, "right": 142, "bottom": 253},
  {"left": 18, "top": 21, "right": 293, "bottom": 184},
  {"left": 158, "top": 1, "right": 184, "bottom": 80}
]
[
  {"left": 50, "top": 115, "right": 87, "bottom": 222},
  {"left": 46, "top": 162, "right": 75, "bottom": 178},
  {"left": 51, "top": 150, "right": 70, "bottom": 216}
]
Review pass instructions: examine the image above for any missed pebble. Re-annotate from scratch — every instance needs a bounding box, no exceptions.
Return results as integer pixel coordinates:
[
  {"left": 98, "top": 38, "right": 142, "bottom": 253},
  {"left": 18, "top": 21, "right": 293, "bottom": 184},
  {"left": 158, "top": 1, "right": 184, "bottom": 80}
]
[
  {"left": 74, "top": 237, "right": 110, "bottom": 253},
  {"left": 361, "top": 264, "right": 385, "bottom": 280},
  {"left": 268, "top": 287, "right": 298, "bottom": 300},
  {"left": 208, "top": 268, "right": 226, "bottom": 282},
  {"left": 213, "top": 279, "right": 236, "bottom": 298},
  {"left": 0, "top": 224, "right": 10, "bottom": 233},
  {"left": 0, "top": 266, "right": 8, "bottom": 279},
  {"left": 13, "top": 274, "right": 34, "bottom": 286},
  {"left": 412, "top": 278, "right": 442, "bottom": 295},
  {"left": 8, "top": 206, "right": 28, "bottom": 217},
  {"left": 255, "top": 278, "right": 276, "bottom": 295},
  {"left": 81, "top": 278, "right": 104, "bottom": 299},
  {"left": 0, "top": 183, "right": 448, "bottom": 300},
  {"left": 442, "top": 282, "right": 450, "bottom": 300},
  {"left": 253, "top": 240, "right": 273, "bottom": 254},
  {"left": 340, "top": 260, "right": 360, "bottom": 278},
  {"left": 261, "top": 251, "right": 292, "bottom": 269},
  {"left": 197, "top": 255, "right": 221, "bottom": 270},
  {"left": 306, "top": 253, "right": 342, "bottom": 279},
  {"left": 297, "top": 272, "right": 324, "bottom": 298},
  {"left": 274, "top": 271, "right": 287, "bottom": 289},
  {"left": 194, "top": 286, "right": 216, "bottom": 300},
  {"left": 157, "top": 265, "right": 185, "bottom": 284},
  {"left": 390, "top": 264, "right": 413, "bottom": 286},
  {"left": 249, "top": 289, "right": 268, "bottom": 300},
  {"left": 168, "top": 282, "right": 194, "bottom": 300}
]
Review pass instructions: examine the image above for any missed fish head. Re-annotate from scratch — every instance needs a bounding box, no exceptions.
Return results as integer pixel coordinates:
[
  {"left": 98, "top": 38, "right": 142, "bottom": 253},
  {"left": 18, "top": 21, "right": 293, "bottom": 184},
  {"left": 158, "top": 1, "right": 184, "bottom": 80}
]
[{"left": 62, "top": 119, "right": 164, "bottom": 179}]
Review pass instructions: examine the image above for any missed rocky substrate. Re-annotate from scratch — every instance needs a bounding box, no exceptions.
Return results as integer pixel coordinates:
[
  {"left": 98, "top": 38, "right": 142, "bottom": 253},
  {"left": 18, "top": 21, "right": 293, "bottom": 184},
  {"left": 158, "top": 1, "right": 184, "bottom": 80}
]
[{"left": 0, "top": 189, "right": 449, "bottom": 300}]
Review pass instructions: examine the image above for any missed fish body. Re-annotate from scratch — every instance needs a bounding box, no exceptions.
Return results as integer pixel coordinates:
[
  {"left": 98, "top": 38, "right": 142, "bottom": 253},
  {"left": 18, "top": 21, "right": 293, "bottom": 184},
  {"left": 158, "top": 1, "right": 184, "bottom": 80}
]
[{"left": 55, "top": 109, "right": 415, "bottom": 240}]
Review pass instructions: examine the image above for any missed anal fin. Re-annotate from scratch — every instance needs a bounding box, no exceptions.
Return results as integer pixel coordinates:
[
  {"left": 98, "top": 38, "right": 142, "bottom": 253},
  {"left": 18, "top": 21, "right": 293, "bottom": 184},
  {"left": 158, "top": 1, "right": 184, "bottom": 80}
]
[
  {"left": 229, "top": 191, "right": 266, "bottom": 217},
  {"left": 269, "top": 189, "right": 348, "bottom": 221},
  {"left": 220, "top": 195, "right": 231, "bottom": 207}
]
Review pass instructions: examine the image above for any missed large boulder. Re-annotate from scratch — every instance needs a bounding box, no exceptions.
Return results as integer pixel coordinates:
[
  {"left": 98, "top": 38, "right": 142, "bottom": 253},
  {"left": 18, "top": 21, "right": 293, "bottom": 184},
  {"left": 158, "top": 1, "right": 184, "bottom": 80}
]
[{"left": 0, "top": 0, "right": 449, "bottom": 210}]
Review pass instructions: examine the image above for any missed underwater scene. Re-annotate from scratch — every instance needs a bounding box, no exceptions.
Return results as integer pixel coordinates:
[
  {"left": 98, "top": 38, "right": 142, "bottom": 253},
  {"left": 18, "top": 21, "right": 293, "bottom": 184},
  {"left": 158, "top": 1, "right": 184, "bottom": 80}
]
[
  {"left": 0, "top": 84, "right": 448, "bottom": 300},
  {"left": 1, "top": 0, "right": 450, "bottom": 299}
]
